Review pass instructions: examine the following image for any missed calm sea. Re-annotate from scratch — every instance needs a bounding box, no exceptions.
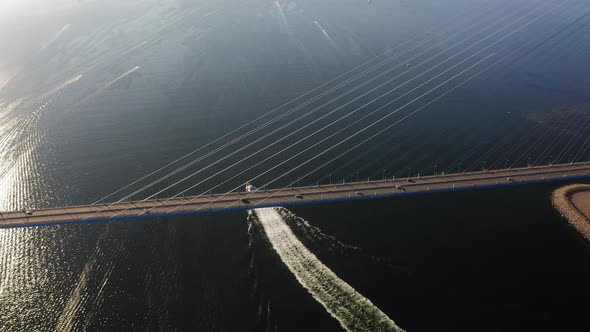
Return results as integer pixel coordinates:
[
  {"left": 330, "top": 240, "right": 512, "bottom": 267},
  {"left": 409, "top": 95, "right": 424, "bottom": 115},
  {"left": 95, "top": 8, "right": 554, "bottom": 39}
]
[{"left": 1, "top": 0, "right": 589, "bottom": 330}]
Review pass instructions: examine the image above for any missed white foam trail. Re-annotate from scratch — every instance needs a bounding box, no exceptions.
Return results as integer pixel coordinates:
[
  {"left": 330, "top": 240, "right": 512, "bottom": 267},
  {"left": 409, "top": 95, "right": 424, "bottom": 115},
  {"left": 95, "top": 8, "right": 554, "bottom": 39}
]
[
  {"left": 55, "top": 259, "right": 93, "bottom": 332},
  {"left": 0, "top": 72, "right": 17, "bottom": 92},
  {"left": 53, "top": 226, "right": 118, "bottom": 332},
  {"left": 123, "top": 41, "right": 148, "bottom": 56},
  {"left": 43, "top": 23, "right": 71, "bottom": 49},
  {"left": 252, "top": 207, "right": 405, "bottom": 332},
  {"left": 37, "top": 74, "right": 83, "bottom": 101},
  {"left": 0, "top": 98, "right": 23, "bottom": 114},
  {"left": 314, "top": 20, "right": 336, "bottom": 45},
  {"left": 282, "top": 208, "right": 362, "bottom": 253},
  {"left": 75, "top": 66, "right": 140, "bottom": 107},
  {"left": 274, "top": 1, "right": 311, "bottom": 55},
  {"left": 103, "top": 66, "right": 140, "bottom": 90},
  {"left": 275, "top": 1, "right": 289, "bottom": 27}
]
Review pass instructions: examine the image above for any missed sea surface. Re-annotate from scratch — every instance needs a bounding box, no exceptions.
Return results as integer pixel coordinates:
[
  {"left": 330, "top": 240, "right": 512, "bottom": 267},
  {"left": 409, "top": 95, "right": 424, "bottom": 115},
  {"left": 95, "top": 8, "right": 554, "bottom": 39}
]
[{"left": 1, "top": 0, "right": 590, "bottom": 331}]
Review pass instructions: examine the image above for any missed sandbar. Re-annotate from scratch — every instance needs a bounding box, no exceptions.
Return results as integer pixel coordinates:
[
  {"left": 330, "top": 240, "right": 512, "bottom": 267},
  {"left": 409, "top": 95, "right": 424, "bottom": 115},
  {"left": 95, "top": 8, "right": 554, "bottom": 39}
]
[{"left": 552, "top": 184, "right": 590, "bottom": 241}]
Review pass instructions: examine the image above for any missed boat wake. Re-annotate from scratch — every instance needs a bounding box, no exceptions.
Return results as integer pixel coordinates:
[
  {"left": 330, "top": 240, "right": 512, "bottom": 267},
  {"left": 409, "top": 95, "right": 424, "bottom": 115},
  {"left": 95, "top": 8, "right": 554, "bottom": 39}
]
[
  {"left": 250, "top": 207, "right": 405, "bottom": 332},
  {"left": 280, "top": 208, "right": 410, "bottom": 274},
  {"left": 314, "top": 20, "right": 336, "bottom": 46},
  {"left": 43, "top": 23, "right": 71, "bottom": 50},
  {"left": 279, "top": 208, "right": 362, "bottom": 252}
]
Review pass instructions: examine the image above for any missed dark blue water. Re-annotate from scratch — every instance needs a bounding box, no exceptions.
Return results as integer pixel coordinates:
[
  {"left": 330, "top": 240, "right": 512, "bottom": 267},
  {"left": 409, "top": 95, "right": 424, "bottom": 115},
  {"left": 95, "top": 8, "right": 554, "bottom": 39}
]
[
  {"left": 291, "top": 181, "right": 590, "bottom": 331},
  {"left": 1, "top": 0, "right": 590, "bottom": 330}
]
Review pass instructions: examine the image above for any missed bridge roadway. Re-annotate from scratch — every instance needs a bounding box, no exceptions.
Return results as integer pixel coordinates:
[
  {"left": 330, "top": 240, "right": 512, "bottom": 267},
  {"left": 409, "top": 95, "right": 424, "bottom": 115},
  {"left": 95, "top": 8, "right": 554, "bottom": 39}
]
[{"left": 1, "top": 162, "right": 590, "bottom": 228}]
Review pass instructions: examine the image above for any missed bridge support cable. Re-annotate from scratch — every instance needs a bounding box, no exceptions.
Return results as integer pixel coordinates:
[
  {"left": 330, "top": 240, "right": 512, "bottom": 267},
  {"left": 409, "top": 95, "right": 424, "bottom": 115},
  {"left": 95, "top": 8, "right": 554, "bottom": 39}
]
[
  {"left": 160, "top": 9, "right": 553, "bottom": 216},
  {"left": 396, "top": 1, "right": 590, "bottom": 175},
  {"left": 510, "top": 110, "right": 580, "bottom": 168},
  {"left": 390, "top": 119, "right": 480, "bottom": 178},
  {"left": 89, "top": 4, "right": 481, "bottom": 206},
  {"left": 513, "top": 114, "right": 575, "bottom": 167},
  {"left": 532, "top": 115, "right": 579, "bottom": 164},
  {"left": 336, "top": 114, "right": 468, "bottom": 183},
  {"left": 161, "top": 3, "right": 568, "bottom": 216},
  {"left": 317, "top": 120, "right": 425, "bottom": 184},
  {"left": 430, "top": 117, "right": 510, "bottom": 174},
  {"left": 92, "top": 7, "right": 509, "bottom": 217},
  {"left": 572, "top": 110, "right": 590, "bottom": 162},
  {"left": 335, "top": 104, "right": 496, "bottom": 182},
  {"left": 443, "top": 118, "right": 518, "bottom": 174},
  {"left": 531, "top": 104, "right": 590, "bottom": 166},
  {"left": 94, "top": 40, "right": 423, "bottom": 203},
  {"left": 168, "top": 54, "right": 497, "bottom": 215},
  {"left": 574, "top": 137, "right": 590, "bottom": 163},
  {"left": 295, "top": 85, "right": 484, "bottom": 181},
  {"left": 463, "top": 116, "right": 534, "bottom": 172},
  {"left": 121, "top": 6, "right": 528, "bottom": 213},
  {"left": 468, "top": 16, "right": 590, "bottom": 169},
  {"left": 510, "top": 108, "right": 580, "bottom": 167},
  {"left": 364, "top": 124, "right": 459, "bottom": 181},
  {"left": 473, "top": 112, "right": 551, "bottom": 170},
  {"left": 556, "top": 114, "right": 590, "bottom": 164},
  {"left": 154, "top": 50, "right": 497, "bottom": 215},
  {"left": 89, "top": 10, "right": 519, "bottom": 221},
  {"left": 485, "top": 79, "right": 585, "bottom": 170},
  {"left": 89, "top": 2, "right": 502, "bottom": 207},
  {"left": 476, "top": 108, "right": 562, "bottom": 171},
  {"left": 556, "top": 110, "right": 590, "bottom": 163},
  {"left": 322, "top": 122, "right": 423, "bottom": 183},
  {"left": 413, "top": 115, "right": 505, "bottom": 177},
  {"left": 98, "top": 1, "right": 561, "bottom": 220},
  {"left": 327, "top": 66, "right": 507, "bottom": 181},
  {"left": 207, "top": 58, "right": 504, "bottom": 208},
  {"left": 533, "top": 100, "right": 590, "bottom": 165},
  {"left": 400, "top": 5, "right": 575, "bottom": 175},
  {"left": 511, "top": 112, "right": 576, "bottom": 167},
  {"left": 350, "top": 116, "right": 474, "bottom": 181},
  {"left": 228, "top": 65, "right": 507, "bottom": 209},
  {"left": 398, "top": 116, "right": 489, "bottom": 177},
  {"left": 465, "top": 87, "right": 576, "bottom": 171},
  {"left": 482, "top": 7, "right": 590, "bottom": 91},
  {"left": 505, "top": 14, "right": 590, "bottom": 166},
  {"left": 193, "top": 56, "right": 526, "bottom": 213},
  {"left": 131, "top": 6, "right": 517, "bottom": 196},
  {"left": 445, "top": 73, "right": 590, "bottom": 173},
  {"left": 217, "top": 14, "right": 573, "bottom": 210},
  {"left": 553, "top": 101, "right": 590, "bottom": 163}
]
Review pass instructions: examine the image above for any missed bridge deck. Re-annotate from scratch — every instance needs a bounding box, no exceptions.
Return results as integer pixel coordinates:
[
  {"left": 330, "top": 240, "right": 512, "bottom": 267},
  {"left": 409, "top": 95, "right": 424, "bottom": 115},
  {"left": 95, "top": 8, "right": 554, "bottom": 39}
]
[{"left": 1, "top": 162, "right": 590, "bottom": 228}]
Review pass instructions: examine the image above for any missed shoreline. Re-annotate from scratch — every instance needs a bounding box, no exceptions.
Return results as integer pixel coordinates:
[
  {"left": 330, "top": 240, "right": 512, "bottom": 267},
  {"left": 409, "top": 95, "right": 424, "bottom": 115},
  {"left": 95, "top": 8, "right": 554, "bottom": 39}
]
[{"left": 552, "top": 184, "right": 590, "bottom": 241}]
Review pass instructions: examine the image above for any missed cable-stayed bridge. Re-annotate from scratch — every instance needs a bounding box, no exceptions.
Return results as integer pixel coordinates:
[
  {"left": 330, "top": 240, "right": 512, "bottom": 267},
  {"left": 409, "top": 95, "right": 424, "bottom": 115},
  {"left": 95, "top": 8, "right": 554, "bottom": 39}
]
[
  {"left": 2, "top": 162, "right": 590, "bottom": 228},
  {"left": 3, "top": 1, "right": 590, "bottom": 228}
]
